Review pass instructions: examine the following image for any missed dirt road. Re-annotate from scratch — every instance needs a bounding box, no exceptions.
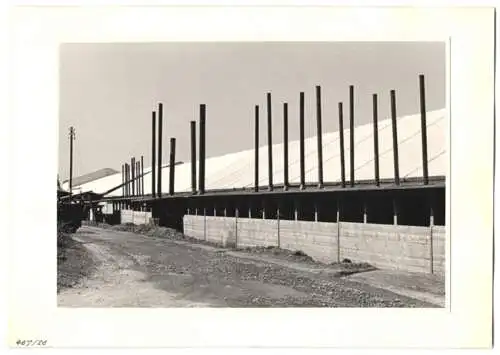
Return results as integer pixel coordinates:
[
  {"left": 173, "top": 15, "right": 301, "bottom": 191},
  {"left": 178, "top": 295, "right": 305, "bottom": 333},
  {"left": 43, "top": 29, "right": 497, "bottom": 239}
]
[{"left": 58, "top": 226, "right": 438, "bottom": 307}]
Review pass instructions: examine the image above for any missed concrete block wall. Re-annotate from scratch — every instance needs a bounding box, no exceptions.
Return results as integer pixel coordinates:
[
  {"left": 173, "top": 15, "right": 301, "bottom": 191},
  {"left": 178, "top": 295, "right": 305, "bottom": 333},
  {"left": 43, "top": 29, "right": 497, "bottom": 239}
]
[
  {"left": 102, "top": 202, "right": 114, "bottom": 215},
  {"left": 236, "top": 218, "right": 279, "bottom": 248},
  {"left": 121, "top": 210, "right": 153, "bottom": 225},
  {"left": 339, "top": 223, "right": 432, "bottom": 273},
  {"left": 432, "top": 225, "right": 446, "bottom": 275},
  {"left": 205, "top": 216, "right": 237, "bottom": 246},
  {"left": 184, "top": 215, "right": 205, "bottom": 240},
  {"left": 279, "top": 220, "right": 339, "bottom": 264},
  {"left": 182, "top": 215, "right": 446, "bottom": 275}
]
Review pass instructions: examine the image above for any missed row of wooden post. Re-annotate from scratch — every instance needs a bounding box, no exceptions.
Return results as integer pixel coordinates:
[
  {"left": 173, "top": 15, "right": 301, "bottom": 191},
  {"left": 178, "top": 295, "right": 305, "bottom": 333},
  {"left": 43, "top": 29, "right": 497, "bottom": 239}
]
[
  {"left": 152, "top": 103, "right": 178, "bottom": 197},
  {"left": 253, "top": 74, "right": 430, "bottom": 191},
  {"left": 121, "top": 74, "right": 429, "bottom": 199},
  {"left": 121, "top": 102, "right": 180, "bottom": 198},
  {"left": 188, "top": 104, "right": 206, "bottom": 196},
  {"left": 125, "top": 102, "right": 206, "bottom": 198},
  {"left": 121, "top": 157, "right": 144, "bottom": 197},
  {"left": 151, "top": 103, "right": 204, "bottom": 197}
]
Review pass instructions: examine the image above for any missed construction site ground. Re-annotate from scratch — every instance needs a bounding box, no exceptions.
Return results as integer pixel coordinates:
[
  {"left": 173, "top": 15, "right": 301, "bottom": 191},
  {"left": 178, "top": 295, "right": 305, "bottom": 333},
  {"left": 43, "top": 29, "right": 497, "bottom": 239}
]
[{"left": 57, "top": 225, "right": 445, "bottom": 308}]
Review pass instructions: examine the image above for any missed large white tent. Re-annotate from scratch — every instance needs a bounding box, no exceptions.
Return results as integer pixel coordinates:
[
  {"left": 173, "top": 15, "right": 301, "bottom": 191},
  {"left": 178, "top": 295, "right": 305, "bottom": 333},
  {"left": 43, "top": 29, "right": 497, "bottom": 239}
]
[{"left": 63, "top": 108, "right": 447, "bottom": 197}]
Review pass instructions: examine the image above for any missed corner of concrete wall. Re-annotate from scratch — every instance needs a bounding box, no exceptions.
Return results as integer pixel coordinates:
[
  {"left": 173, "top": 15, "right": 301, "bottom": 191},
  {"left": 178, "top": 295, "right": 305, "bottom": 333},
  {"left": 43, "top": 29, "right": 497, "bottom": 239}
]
[
  {"left": 431, "top": 225, "right": 446, "bottom": 276},
  {"left": 339, "top": 222, "right": 432, "bottom": 273},
  {"left": 183, "top": 214, "right": 205, "bottom": 240}
]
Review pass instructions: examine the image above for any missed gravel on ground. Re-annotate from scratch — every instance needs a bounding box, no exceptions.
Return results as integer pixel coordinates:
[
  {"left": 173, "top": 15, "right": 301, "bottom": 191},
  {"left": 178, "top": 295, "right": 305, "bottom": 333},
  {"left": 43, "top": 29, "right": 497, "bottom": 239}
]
[
  {"left": 58, "top": 225, "right": 440, "bottom": 308},
  {"left": 95, "top": 222, "right": 376, "bottom": 276}
]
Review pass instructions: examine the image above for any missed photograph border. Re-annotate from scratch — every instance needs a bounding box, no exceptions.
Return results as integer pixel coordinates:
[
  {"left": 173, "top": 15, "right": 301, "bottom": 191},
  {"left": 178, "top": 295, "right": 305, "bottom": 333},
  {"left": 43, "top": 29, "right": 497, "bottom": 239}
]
[{"left": 7, "top": 6, "right": 494, "bottom": 349}]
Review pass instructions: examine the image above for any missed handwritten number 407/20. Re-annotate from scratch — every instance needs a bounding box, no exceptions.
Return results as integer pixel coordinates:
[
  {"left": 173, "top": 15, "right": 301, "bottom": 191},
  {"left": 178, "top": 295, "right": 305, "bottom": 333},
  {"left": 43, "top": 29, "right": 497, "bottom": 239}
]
[{"left": 16, "top": 340, "right": 47, "bottom": 347}]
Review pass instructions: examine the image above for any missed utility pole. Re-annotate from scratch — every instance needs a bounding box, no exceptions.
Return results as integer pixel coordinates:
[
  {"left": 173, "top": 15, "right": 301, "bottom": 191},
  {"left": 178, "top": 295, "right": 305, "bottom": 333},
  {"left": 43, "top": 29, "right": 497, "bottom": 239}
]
[{"left": 68, "top": 126, "right": 76, "bottom": 201}]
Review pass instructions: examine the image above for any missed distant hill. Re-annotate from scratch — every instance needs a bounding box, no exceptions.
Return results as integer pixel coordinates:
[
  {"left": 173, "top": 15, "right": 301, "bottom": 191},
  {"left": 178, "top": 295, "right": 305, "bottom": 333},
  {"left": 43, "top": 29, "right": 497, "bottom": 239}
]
[{"left": 63, "top": 168, "right": 118, "bottom": 187}]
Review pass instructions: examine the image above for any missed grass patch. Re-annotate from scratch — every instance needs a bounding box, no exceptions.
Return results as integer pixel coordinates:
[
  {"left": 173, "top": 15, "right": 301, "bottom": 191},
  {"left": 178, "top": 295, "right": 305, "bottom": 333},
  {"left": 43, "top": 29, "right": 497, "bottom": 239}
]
[{"left": 57, "top": 222, "right": 94, "bottom": 293}]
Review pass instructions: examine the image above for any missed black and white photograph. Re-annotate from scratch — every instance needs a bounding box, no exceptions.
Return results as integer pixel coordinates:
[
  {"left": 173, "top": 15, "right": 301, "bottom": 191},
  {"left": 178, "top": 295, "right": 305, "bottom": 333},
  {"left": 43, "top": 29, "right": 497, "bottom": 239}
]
[
  {"left": 57, "top": 41, "right": 447, "bottom": 308},
  {"left": 7, "top": 5, "right": 494, "bottom": 349}
]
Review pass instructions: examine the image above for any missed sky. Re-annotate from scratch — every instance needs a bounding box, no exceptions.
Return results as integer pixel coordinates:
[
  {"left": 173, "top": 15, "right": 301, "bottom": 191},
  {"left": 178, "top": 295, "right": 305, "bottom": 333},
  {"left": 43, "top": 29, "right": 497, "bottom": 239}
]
[{"left": 59, "top": 42, "right": 445, "bottom": 180}]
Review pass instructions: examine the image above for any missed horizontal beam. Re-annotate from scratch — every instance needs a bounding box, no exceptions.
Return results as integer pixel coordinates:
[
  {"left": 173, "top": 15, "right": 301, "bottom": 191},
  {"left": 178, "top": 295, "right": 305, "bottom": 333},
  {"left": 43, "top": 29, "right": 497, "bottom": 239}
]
[{"left": 100, "top": 176, "right": 446, "bottom": 203}]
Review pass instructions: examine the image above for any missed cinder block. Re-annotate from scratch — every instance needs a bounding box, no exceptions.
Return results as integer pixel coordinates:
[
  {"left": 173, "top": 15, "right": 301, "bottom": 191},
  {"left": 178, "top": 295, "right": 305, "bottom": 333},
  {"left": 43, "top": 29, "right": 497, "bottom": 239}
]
[
  {"left": 431, "top": 225, "right": 446, "bottom": 276},
  {"left": 236, "top": 218, "right": 279, "bottom": 248},
  {"left": 337, "top": 222, "right": 435, "bottom": 273},
  {"left": 183, "top": 215, "right": 205, "bottom": 240},
  {"left": 182, "top": 216, "right": 442, "bottom": 275},
  {"left": 205, "top": 216, "right": 237, "bottom": 244},
  {"left": 279, "top": 220, "right": 338, "bottom": 263}
]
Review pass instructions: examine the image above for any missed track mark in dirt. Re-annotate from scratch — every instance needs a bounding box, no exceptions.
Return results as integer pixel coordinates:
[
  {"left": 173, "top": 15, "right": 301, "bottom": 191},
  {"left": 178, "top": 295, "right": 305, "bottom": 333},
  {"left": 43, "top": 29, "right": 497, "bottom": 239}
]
[{"left": 58, "top": 226, "right": 440, "bottom": 308}]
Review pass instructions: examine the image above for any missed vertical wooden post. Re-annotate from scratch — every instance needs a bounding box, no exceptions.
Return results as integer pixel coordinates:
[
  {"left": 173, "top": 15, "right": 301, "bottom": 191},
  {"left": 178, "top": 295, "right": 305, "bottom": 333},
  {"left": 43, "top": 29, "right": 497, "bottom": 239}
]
[
  {"left": 122, "top": 169, "right": 125, "bottom": 198},
  {"left": 419, "top": 74, "right": 430, "bottom": 185},
  {"left": 141, "top": 155, "right": 144, "bottom": 196},
  {"left": 336, "top": 198, "right": 341, "bottom": 263},
  {"left": 199, "top": 104, "right": 206, "bottom": 195},
  {"left": 283, "top": 103, "right": 289, "bottom": 190},
  {"left": 203, "top": 207, "right": 207, "bottom": 241},
  {"left": 373, "top": 94, "right": 380, "bottom": 186},
  {"left": 122, "top": 164, "right": 125, "bottom": 197},
  {"left": 267, "top": 93, "right": 273, "bottom": 191},
  {"left": 429, "top": 193, "right": 435, "bottom": 274},
  {"left": 136, "top": 161, "right": 141, "bottom": 196},
  {"left": 68, "top": 127, "right": 75, "bottom": 201},
  {"left": 135, "top": 159, "right": 139, "bottom": 195},
  {"left": 393, "top": 197, "right": 398, "bottom": 225},
  {"left": 276, "top": 204, "right": 281, "bottom": 248},
  {"left": 169, "top": 138, "right": 176, "bottom": 196},
  {"left": 235, "top": 207, "right": 239, "bottom": 248},
  {"left": 190, "top": 121, "right": 197, "bottom": 194},
  {"left": 316, "top": 85, "right": 324, "bottom": 188},
  {"left": 134, "top": 162, "right": 138, "bottom": 196},
  {"left": 299, "top": 92, "right": 306, "bottom": 189},
  {"left": 134, "top": 161, "right": 138, "bottom": 196},
  {"left": 338, "top": 102, "right": 346, "bottom": 188},
  {"left": 152, "top": 111, "right": 156, "bottom": 198},
  {"left": 131, "top": 157, "right": 135, "bottom": 196},
  {"left": 157, "top": 103, "right": 163, "bottom": 197},
  {"left": 390, "top": 90, "right": 400, "bottom": 186},
  {"left": 125, "top": 164, "right": 129, "bottom": 196},
  {"left": 128, "top": 163, "right": 131, "bottom": 196},
  {"left": 349, "top": 85, "right": 355, "bottom": 187},
  {"left": 254, "top": 105, "right": 259, "bottom": 192}
]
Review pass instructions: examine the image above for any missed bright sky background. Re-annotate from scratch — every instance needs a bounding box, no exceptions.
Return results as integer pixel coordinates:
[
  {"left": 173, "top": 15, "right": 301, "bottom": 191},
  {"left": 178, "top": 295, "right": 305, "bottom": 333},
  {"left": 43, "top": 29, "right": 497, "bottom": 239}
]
[{"left": 58, "top": 42, "right": 445, "bottom": 180}]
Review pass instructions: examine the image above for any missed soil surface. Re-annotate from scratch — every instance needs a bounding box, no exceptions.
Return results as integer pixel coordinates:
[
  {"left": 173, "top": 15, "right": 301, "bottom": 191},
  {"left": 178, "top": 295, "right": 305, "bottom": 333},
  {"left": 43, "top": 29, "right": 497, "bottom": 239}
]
[
  {"left": 57, "top": 235, "right": 95, "bottom": 293},
  {"left": 58, "top": 226, "right": 439, "bottom": 307}
]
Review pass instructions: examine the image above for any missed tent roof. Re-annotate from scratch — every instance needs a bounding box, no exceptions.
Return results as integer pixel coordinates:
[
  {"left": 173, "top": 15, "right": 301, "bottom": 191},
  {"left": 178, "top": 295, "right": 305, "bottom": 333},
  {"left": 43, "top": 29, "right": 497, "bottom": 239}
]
[{"left": 71, "top": 108, "right": 447, "bottom": 197}]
